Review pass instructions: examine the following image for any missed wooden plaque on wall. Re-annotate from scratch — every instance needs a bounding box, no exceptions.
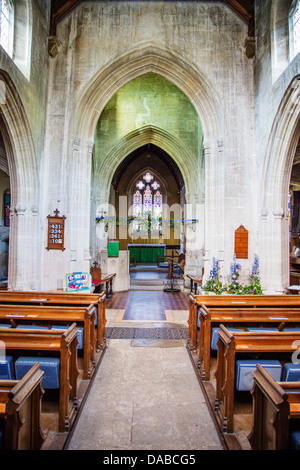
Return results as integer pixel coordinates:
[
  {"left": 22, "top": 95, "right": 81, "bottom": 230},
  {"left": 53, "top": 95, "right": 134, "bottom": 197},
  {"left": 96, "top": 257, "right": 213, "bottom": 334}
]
[
  {"left": 47, "top": 210, "right": 66, "bottom": 251},
  {"left": 234, "top": 225, "right": 248, "bottom": 259}
]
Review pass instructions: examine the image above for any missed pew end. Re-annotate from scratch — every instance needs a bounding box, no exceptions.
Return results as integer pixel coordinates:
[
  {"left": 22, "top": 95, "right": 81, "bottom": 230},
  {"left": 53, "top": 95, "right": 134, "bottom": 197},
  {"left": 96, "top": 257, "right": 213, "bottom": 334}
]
[{"left": 0, "top": 363, "right": 45, "bottom": 450}]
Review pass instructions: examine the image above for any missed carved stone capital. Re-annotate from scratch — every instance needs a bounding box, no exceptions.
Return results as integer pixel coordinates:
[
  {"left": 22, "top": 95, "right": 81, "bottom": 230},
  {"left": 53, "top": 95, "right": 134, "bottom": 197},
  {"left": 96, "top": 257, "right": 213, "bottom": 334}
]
[
  {"left": 48, "top": 36, "right": 61, "bottom": 58},
  {"left": 244, "top": 37, "right": 256, "bottom": 59},
  {"left": 14, "top": 203, "right": 27, "bottom": 216}
]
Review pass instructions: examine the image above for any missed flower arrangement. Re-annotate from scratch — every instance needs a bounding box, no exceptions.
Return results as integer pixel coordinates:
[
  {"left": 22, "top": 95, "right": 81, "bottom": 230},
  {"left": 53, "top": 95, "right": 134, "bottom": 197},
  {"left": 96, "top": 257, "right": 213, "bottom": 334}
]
[
  {"left": 225, "top": 254, "right": 243, "bottom": 294},
  {"left": 242, "top": 254, "right": 263, "bottom": 295},
  {"left": 203, "top": 254, "right": 263, "bottom": 295},
  {"left": 202, "top": 257, "right": 224, "bottom": 295}
]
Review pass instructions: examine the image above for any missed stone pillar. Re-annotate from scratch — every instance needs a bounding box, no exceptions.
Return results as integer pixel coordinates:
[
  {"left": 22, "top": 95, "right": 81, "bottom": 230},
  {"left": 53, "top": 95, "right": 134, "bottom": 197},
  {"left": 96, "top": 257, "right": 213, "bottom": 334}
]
[
  {"left": 8, "top": 202, "right": 40, "bottom": 291},
  {"left": 69, "top": 137, "right": 93, "bottom": 277}
]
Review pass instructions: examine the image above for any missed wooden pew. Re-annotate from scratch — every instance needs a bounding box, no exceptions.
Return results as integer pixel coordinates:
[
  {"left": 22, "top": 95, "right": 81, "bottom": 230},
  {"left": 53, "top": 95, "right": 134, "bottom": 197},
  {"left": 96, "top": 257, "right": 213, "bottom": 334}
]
[
  {"left": 0, "top": 303, "right": 96, "bottom": 380},
  {"left": 215, "top": 326, "right": 300, "bottom": 434},
  {"left": 0, "top": 363, "right": 44, "bottom": 450},
  {"left": 250, "top": 364, "right": 300, "bottom": 450},
  {"left": 198, "top": 305, "right": 300, "bottom": 381},
  {"left": 0, "top": 324, "right": 78, "bottom": 432},
  {"left": 0, "top": 291, "right": 106, "bottom": 351},
  {"left": 188, "top": 293, "right": 300, "bottom": 353}
]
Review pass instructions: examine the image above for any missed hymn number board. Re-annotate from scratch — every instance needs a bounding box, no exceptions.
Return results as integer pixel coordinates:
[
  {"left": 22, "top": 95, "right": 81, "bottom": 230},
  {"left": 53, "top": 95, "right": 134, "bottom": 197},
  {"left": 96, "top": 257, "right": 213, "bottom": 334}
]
[
  {"left": 234, "top": 225, "right": 249, "bottom": 259},
  {"left": 47, "top": 210, "right": 66, "bottom": 251}
]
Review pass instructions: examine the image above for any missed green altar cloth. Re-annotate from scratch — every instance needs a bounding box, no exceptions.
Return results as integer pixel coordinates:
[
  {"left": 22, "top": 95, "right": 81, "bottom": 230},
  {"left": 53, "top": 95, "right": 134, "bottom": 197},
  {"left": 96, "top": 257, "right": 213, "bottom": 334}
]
[{"left": 128, "top": 244, "right": 165, "bottom": 263}]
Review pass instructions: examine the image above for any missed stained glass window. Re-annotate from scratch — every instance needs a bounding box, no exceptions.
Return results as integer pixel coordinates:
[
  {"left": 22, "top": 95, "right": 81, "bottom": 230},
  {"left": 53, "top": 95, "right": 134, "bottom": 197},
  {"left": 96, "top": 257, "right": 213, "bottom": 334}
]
[
  {"left": 143, "top": 172, "right": 154, "bottom": 183},
  {"left": 291, "top": 0, "right": 300, "bottom": 58},
  {"left": 136, "top": 180, "right": 145, "bottom": 190},
  {"left": 133, "top": 190, "right": 142, "bottom": 217},
  {"left": 153, "top": 191, "right": 162, "bottom": 218},
  {"left": 151, "top": 181, "right": 160, "bottom": 190},
  {"left": 132, "top": 172, "right": 163, "bottom": 233},
  {"left": 0, "top": 0, "right": 13, "bottom": 56},
  {"left": 143, "top": 185, "right": 152, "bottom": 216},
  {"left": 4, "top": 192, "right": 10, "bottom": 227}
]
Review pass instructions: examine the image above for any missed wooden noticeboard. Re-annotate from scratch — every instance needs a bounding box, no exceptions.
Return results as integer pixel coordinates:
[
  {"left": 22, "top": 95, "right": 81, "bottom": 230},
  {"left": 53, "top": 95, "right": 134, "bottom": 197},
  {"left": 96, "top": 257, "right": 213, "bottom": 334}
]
[
  {"left": 234, "top": 225, "right": 248, "bottom": 259},
  {"left": 47, "top": 210, "right": 66, "bottom": 251}
]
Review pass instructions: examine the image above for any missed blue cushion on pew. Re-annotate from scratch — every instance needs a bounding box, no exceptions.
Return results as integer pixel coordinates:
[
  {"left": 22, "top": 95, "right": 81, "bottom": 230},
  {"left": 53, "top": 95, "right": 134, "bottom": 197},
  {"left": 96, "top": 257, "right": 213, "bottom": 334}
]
[
  {"left": 290, "top": 422, "right": 300, "bottom": 450},
  {"left": 235, "top": 359, "right": 282, "bottom": 391},
  {"left": 0, "top": 356, "right": 14, "bottom": 380},
  {"left": 15, "top": 357, "right": 60, "bottom": 389},
  {"left": 16, "top": 324, "right": 49, "bottom": 330},
  {"left": 211, "top": 327, "right": 244, "bottom": 351},
  {"left": 282, "top": 327, "right": 300, "bottom": 331},
  {"left": 0, "top": 324, "right": 11, "bottom": 328},
  {"left": 246, "top": 327, "right": 279, "bottom": 332},
  {"left": 52, "top": 325, "right": 84, "bottom": 350},
  {"left": 282, "top": 363, "right": 300, "bottom": 381}
]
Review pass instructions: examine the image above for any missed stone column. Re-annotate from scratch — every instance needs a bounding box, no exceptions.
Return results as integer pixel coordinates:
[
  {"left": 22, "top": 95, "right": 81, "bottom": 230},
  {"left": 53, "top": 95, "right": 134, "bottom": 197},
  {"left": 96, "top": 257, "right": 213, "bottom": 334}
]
[
  {"left": 8, "top": 202, "right": 40, "bottom": 291},
  {"left": 69, "top": 137, "right": 93, "bottom": 277}
]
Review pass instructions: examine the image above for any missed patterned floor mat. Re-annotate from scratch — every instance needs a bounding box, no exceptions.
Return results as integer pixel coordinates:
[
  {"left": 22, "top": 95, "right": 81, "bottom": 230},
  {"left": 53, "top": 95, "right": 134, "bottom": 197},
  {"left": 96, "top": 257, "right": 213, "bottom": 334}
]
[{"left": 106, "top": 327, "right": 189, "bottom": 339}]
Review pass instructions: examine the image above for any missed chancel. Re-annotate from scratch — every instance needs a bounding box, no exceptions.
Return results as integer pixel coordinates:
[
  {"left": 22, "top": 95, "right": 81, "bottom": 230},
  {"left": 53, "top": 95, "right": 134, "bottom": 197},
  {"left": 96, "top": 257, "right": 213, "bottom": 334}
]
[{"left": 0, "top": 0, "right": 300, "bottom": 452}]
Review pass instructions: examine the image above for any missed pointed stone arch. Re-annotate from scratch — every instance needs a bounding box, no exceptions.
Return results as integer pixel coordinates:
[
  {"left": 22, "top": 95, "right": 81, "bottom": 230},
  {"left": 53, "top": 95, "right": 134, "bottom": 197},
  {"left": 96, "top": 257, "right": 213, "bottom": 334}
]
[
  {"left": 74, "top": 42, "right": 224, "bottom": 144},
  {"left": 260, "top": 75, "right": 300, "bottom": 292},
  {"left": 72, "top": 42, "right": 225, "bottom": 279},
  {"left": 0, "top": 70, "right": 39, "bottom": 290},
  {"left": 94, "top": 125, "right": 199, "bottom": 200}
]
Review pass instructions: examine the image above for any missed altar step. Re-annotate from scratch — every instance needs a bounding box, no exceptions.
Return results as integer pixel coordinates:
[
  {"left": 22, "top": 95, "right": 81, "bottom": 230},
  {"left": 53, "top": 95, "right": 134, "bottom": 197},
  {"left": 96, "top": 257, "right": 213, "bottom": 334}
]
[{"left": 130, "top": 277, "right": 185, "bottom": 291}]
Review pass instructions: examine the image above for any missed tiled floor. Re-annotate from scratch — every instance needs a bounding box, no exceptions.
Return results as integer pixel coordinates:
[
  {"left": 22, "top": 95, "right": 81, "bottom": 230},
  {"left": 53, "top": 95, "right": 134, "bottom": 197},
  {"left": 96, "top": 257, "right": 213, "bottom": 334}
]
[{"left": 106, "top": 290, "right": 189, "bottom": 321}]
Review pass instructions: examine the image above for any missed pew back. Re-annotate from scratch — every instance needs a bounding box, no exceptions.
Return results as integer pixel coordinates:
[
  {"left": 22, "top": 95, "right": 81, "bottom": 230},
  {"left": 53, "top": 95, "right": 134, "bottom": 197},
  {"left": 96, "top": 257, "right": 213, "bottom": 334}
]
[
  {"left": 250, "top": 364, "right": 300, "bottom": 450},
  {"left": 0, "top": 290, "right": 106, "bottom": 350},
  {"left": 0, "top": 324, "right": 79, "bottom": 432},
  {"left": 215, "top": 326, "right": 300, "bottom": 434},
  {"left": 188, "top": 294, "right": 300, "bottom": 353},
  {"left": 0, "top": 363, "right": 44, "bottom": 450},
  {"left": 198, "top": 305, "right": 300, "bottom": 380}
]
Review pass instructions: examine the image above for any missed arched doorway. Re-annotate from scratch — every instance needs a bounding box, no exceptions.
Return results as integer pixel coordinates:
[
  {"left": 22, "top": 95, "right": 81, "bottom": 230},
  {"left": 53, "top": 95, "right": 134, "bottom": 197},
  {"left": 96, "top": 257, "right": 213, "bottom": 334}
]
[
  {"left": 72, "top": 43, "right": 224, "bottom": 290},
  {"left": 108, "top": 143, "right": 186, "bottom": 290},
  {"left": 90, "top": 70, "right": 205, "bottom": 289}
]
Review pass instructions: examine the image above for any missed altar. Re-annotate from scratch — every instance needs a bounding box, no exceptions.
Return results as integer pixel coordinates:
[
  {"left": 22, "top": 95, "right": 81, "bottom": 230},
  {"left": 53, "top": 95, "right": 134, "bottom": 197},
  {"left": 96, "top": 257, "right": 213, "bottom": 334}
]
[{"left": 127, "top": 244, "right": 166, "bottom": 264}]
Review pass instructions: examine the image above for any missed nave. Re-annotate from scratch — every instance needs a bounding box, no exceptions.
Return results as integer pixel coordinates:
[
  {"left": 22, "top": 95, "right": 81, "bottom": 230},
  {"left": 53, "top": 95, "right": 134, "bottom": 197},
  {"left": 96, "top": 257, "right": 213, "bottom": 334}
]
[{"left": 59, "top": 291, "right": 223, "bottom": 451}]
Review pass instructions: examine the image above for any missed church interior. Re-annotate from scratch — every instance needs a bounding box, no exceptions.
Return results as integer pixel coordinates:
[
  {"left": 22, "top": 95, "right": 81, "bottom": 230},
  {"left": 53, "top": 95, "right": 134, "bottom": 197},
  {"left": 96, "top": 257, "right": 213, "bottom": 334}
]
[{"left": 1, "top": 0, "right": 300, "bottom": 454}]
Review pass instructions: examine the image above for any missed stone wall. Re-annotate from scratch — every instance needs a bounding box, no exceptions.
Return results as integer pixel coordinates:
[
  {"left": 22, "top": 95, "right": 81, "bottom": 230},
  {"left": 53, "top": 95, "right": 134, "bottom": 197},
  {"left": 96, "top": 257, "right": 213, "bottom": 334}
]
[
  {"left": 42, "top": 1, "right": 255, "bottom": 290},
  {"left": 0, "top": 0, "right": 50, "bottom": 290},
  {"left": 254, "top": 0, "right": 300, "bottom": 292}
]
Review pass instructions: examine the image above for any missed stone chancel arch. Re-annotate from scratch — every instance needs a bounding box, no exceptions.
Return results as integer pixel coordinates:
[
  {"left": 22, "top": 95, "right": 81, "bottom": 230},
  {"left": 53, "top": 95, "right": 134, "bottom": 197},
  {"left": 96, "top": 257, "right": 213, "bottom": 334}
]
[{"left": 71, "top": 44, "right": 225, "bottom": 280}]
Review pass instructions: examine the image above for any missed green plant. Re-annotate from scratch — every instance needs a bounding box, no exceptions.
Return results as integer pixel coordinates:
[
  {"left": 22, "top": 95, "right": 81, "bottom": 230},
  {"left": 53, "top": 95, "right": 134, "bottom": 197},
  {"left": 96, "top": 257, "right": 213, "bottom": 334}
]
[
  {"left": 224, "top": 254, "right": 243, "bottom": 294},
  {"left": 242, "top": 254, "right": 263, "bottom": 295},
  {"left": 203, "top": 257, "right": 224, "bottom": 295}
]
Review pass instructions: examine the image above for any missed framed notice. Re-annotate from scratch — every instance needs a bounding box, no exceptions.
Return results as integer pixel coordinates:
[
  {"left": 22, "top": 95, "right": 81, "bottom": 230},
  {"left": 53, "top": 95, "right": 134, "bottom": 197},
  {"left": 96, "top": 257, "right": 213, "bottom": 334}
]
[
  {"left": 46, "top": 210, "right": 66, "bottom": 251},
  {"left": 66, "top": 272, "right": 90, "bottom": 292},
  {"left": 234, "top": 225, "right": 249, "bottom": 259}
]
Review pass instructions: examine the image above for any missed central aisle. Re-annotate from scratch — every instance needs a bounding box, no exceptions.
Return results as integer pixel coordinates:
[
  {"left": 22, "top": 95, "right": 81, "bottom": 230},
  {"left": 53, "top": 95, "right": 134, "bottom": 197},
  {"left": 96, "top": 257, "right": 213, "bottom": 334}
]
[{"left": 66, "top": 336, "right": 223, "bottom": 450}]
